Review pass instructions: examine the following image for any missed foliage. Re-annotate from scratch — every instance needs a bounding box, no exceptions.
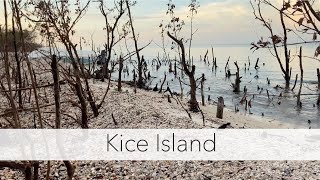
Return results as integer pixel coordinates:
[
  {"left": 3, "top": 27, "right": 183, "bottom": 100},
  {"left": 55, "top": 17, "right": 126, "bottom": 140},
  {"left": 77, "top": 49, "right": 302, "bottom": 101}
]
[
  {"left": 0, "top": 28, "right": 41, "bottom": 52},
  {"left": 251, "top": 0, "right": 320, "bottom": 57}
]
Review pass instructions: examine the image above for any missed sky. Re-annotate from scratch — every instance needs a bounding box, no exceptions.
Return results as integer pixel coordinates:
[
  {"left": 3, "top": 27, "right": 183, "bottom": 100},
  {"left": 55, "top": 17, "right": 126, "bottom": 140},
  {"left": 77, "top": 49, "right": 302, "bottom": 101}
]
[
  {"left": 0, "top": 0, "right": 318, "bottom": 53},
  {"left": 76, "top": 0, "right": 261, "bottom": 49},
  {"left": 73, "top": 0, "right": 317, "bottom": 51}
]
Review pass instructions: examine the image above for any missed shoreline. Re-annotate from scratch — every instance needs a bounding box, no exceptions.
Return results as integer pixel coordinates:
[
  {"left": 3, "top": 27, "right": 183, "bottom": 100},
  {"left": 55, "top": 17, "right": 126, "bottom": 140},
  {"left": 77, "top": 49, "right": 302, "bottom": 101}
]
[
  {"left": 90, "top": 80, "right": 299, "bottom": 130},
  {"left": 0, "top": 60, "right": 316, "bottom": 179}
]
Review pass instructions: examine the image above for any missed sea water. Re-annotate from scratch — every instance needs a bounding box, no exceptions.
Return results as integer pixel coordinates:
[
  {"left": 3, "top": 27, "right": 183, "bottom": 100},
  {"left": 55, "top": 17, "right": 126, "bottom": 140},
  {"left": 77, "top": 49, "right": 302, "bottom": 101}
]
[
  {"left": 117, "top": 45, "right": 320, "bottom": 128},
  {"left": 29, "top": 45, "right": 320, "bottom": 128}
]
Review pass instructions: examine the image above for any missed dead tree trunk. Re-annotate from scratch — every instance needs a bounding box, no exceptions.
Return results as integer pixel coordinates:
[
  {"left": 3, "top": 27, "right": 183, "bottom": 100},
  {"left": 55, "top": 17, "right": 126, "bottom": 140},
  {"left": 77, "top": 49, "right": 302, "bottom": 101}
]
[
  {"left": 255, "top": 58, "right": 260, "bottom": 70},
  {"left": 167, "top": 31, "right": 198, "bottom": 111},
  {"left": 159, "top": 73, "right": 167, "bottom": 93},
  {"left": 71, "top": 45, "right": 99, "bottom": 118},
  {"left": 201, "top": 74, "right": 205, "bottom": 106},
  {"left": 97, "top": 71, "right": 112, "bottom": 109},
  {"left": 203, "top": 50, "right": 208, "bottom": 62},
  {"left": 46, "top": 161, "right": 50, "bottom": 180},
  {"left": 216, "top": 97, "right": 224, "bottom": 119},
  {"left": 51, "top": 55, "right": 61, "bottom": 129},
  {"left": 252, "top": 5, "right": 291, "bottom": 88},
  {"left": 65, "top": 47, "right": 88, "bottom": 129},
  {"left": 11, "top": 13, "right": 22, "bottom": 109},
  {"left": 188, "top": 66, "right": 198, "bottom": 112},
  {"left": 126, "top": 0, "right": 144, "bottom": 87},
  {"left": 13, "top": 0, "right": 42, "bottom": 128},
  {"left": 174, "top": 61, "right": 177, "bottom": 77},
  {"left": 317, "top": 68, "right": 320, "bottom": 106},
  {"left": 3, "top": 0, "right": 20, "bottom": 128},
  {"left": 297, "top": 47, "right": 303, "bottom": 107},
  {"left": 137, "top": 56, "right": 145, "bottom": 87},
  {"left": 33, "top": 162, "right": 39, "bottom": 180},
  {"left": 169, "top": 62, "right": 173, "bottom": 73},
  {"left": 280, "top": 10, "right": 291, "bottom": 89},
  {"left": 179, "top": 77, "right": 183, "bottom": 99},
  {"left": 63, "top": 161, "right": 75, "bottom": 180},
  {"left": 233, "top": 61, "right": 241, "bottom": 93},
  {"left": 102, "top": 55, "right": 107, "bottom": 82},
  {"left": 118, "top": 56, "right": 123, "bottom": 92},
  {"left": 133, "top": 69, "right": 137, "bottom": 93},
  {"left": 25, "top": 165, "right": 32, "bottom": 180},
  {"left": 317, "top": 68, "right": 320, "bottom": 90},
  {"left": 225, "top": 56, "right": 231, "bottom": 78},
  {"left": 291, "top": 74, "right": 298, "bottom": 91}
]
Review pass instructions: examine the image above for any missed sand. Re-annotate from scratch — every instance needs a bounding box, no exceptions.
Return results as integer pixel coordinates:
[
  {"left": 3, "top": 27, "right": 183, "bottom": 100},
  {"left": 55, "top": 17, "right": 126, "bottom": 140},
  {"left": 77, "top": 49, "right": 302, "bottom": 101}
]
[
  {"left": 0, "top": 59, "right": 316, "bottom": 179},
  {"left": 89, "top": 80, "right": 296, "bottom": 130}
]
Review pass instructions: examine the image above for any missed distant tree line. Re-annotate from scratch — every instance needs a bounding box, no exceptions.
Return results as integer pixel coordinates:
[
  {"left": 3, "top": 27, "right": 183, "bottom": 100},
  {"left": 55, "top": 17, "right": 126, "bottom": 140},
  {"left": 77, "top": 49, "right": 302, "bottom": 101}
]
[{"left": 0, "top": 28, "right": 41, "bottom": 52}]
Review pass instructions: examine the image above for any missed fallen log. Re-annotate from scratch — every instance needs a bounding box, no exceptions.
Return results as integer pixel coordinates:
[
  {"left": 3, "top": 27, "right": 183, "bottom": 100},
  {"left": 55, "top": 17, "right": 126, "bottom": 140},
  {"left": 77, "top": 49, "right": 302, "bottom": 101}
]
[{"left": 0, "top": 80, "right": 66, "bottom": 93}]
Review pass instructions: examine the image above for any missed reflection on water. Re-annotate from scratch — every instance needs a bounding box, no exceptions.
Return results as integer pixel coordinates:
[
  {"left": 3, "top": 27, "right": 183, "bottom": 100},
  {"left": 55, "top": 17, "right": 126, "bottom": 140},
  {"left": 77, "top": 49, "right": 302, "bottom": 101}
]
[
  {"left": 118, "top": 46, "right": 320, "bottom": 128},
  {"left": 31, "top": 45, "right": 320, "bottom": 128}
]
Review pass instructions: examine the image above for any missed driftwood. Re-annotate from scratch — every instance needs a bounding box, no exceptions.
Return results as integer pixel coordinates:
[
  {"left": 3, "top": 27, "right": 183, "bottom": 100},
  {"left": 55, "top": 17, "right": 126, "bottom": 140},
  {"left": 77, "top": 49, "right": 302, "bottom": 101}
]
[
  {"left": 218, "top": 122, "right": 231, "bottom": 129},
  {"left": 0, "top": 80, "right": 67, "bottom": 93},
  {"left": 174, "top": 96, "right": 192, "bottom": 120},
  {"left": 197, "top": 103, "right": 206, "bottom": 126},
  {"left": 112, "top": 113, "right": 118, "bottom": 126},
  {"left": 0, "top": 101, "right": 67, "bottom": 118}
]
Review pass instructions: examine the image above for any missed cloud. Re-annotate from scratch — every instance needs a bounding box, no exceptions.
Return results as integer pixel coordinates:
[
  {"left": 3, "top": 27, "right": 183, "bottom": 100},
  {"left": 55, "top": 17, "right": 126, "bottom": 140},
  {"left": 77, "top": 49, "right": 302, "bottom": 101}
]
[
  {"left": 146, "top": 0, "right": 255, "bottom": 46},
  {"left": 73, "top": 0, "right": 297, "bottom": 50}
]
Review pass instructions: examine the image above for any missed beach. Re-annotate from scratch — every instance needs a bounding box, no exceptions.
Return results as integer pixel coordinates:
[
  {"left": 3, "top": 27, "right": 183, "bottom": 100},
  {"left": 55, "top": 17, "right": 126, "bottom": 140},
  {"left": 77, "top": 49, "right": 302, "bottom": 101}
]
[{"left": 1, "top": 66, "right": 313, "bottom": 179}]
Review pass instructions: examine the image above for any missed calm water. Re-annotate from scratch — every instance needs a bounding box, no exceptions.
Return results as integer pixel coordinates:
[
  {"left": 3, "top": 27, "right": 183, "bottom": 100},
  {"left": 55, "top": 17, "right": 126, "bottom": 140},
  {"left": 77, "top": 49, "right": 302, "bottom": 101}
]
[
  {"left": 30, "top": 45, "right": 320, "bottom": 128},
  {"left": 118, "top": 45, "right": 320, "bottom": 128}
]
